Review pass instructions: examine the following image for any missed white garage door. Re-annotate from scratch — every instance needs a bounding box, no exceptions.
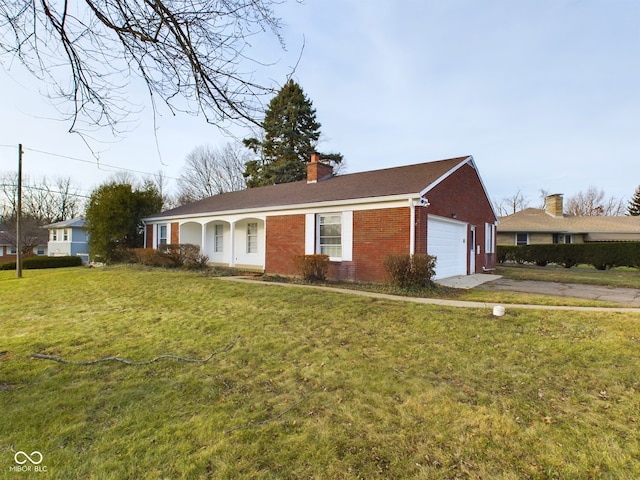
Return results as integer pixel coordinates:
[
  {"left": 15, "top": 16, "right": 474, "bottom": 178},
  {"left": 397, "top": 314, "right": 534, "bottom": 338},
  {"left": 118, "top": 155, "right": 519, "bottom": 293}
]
[{"left": 427, "top": 216, "right": 468, "bottom": 280}]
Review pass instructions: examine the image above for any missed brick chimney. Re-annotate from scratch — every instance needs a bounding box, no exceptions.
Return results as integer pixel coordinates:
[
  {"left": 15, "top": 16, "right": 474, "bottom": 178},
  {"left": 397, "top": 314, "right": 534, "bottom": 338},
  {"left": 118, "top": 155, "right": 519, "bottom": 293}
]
[
  {"left": 307, "top": 153, "right": 334, "bottom": 183},
  {"left": 544, "top": 194, "right": 564, "bottom": 217}
]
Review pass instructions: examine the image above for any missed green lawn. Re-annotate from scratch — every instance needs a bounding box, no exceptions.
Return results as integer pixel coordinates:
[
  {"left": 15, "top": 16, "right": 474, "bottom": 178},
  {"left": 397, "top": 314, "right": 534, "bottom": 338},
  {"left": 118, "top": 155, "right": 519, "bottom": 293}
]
[{"left": 1, "top": 267, "right": 639, "bottom": 479}]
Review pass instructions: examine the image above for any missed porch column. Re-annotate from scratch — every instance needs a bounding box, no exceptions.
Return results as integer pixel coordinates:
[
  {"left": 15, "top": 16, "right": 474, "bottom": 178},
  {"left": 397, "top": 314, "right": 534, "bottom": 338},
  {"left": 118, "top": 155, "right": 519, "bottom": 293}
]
[
  {"left": 201, "top": 223, "right": 207, "bottom": 257},
  {"left": 229, "top": 221, "right": 236, "bottom": 267}
]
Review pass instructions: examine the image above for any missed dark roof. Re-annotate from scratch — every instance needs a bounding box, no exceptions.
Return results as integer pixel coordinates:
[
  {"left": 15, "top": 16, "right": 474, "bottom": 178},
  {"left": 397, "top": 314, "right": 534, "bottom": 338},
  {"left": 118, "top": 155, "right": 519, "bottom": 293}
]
[
  {"left": 149, "top": 156, "right": 471, "bottom": 219},
  {"left": 45, "top": 218, "right": 86, "bottom": 229}
]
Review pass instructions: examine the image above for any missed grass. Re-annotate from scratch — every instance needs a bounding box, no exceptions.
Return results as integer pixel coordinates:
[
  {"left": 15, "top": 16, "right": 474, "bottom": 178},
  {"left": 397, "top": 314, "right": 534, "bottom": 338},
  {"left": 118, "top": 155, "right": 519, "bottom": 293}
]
[
  {"left": 1, "top": 266, "right": 639, "bottom": 479},
  {"left": 263, "top": 272, "right": 625, "bottom": 308}
]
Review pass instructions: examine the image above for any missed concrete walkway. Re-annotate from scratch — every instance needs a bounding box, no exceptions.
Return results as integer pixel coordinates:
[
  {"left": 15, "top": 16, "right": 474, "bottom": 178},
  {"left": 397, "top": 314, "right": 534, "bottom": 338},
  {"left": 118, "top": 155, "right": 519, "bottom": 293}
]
[{"left": 219, "top": 276, "right": 640, "bottom": 313}]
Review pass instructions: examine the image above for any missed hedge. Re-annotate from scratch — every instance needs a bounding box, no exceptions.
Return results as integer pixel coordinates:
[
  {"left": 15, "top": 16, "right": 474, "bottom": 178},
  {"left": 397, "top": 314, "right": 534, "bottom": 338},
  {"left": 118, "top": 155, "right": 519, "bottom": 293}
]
[
  {"left": 0, "top": 255, "right": 83, "bottom": 270},
  {"left": 128, "top": 244, "right": 209, "bottom": 270},
  {"left": 498, "top": 242, "right": 640, "bottom": 270}
]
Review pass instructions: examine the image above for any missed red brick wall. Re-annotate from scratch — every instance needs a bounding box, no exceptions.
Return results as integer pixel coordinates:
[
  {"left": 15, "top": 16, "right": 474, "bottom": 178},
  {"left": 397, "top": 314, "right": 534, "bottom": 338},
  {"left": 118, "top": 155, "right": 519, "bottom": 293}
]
[
  {"left": 265, "top": 214, "right": 306, "bottom": 275},
  {"left": 171, "top": 222, "right": 179, "bottom": 244},
  {"left": 145, "top": 224, "right": 154, "bottom": 248},
  {"left": 426, "top": 163, "right": 497, "bottom": 272},
  {"left": 352, "top": 207, "right": 411, "bottom": 282},
  {"left": 264, "top": 208, "right": 412, "bottom": 283}
]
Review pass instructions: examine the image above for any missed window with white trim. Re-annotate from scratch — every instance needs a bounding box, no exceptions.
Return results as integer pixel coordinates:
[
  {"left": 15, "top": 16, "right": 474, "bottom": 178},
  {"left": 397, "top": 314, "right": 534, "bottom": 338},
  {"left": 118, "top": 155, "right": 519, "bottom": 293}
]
[
  {"left": 246, "top": 222, "right": 258, "bottom": 254},
  {"left": 214, "top": 224, "right": 224, "bottom": 253},
  {"left": 318, "top": 214, "right": 342, "bottom": 258},
  {"left": 485, "top": 223, "right": 496, "bottom": 254},
  {"left": 51, "top": 230, "right": 57, "bottom": 241},
  {"left": 516, "top": 233, "right": 528, "bottom": 246},
  {"left": 159, "top": 224, "right": 168, "bottom": 245}
]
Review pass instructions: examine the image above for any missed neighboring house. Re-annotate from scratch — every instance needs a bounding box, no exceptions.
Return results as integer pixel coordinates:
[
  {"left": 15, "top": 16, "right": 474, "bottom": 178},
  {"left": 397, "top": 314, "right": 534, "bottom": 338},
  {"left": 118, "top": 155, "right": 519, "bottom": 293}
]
[
  {"left": 143, "top": 155, "right": 498, "bottom": 282},
  {"left": 498, "top": 194, "right": 640, "bottom": 246},
  {"left": 46, "top": 218, "right": 89, "bottom": 261},
  {"left": 0, "top": 224, "right": 48, "bottom": 261}
]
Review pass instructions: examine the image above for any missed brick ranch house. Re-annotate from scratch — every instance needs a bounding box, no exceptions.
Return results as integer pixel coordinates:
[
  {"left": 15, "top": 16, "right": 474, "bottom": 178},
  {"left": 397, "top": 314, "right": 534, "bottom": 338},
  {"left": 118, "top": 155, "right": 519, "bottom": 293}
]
[{"left": 143, "top": 155, "right": 498, "bottom": 282}]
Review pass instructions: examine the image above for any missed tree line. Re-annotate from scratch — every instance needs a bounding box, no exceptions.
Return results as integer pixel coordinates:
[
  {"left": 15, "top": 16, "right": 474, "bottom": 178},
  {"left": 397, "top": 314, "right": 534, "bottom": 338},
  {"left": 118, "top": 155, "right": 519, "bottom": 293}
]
[{"left": 494, "top": 186, "right": 640, "bottom": 217}]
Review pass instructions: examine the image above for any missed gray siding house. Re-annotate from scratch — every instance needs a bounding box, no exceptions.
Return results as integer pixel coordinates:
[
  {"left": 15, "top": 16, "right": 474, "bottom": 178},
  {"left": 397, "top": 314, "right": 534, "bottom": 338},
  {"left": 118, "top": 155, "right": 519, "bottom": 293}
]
[{"left": 46, "top": 218, "right": 89, "bottom": 261}]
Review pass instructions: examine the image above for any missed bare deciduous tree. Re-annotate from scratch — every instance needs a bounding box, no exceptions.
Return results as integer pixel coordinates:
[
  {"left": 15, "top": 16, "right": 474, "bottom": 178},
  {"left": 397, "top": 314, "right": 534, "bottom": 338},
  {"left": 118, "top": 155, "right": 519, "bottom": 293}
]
[
  {"left": 494, "top": 189, "right": 529, "bottom": 216},
  {"left": 177, "top": 143, "right": 248, "bottom": 205},
  {"left": 0, "top": 0, "right": 288, "bottom": 135},
  {"left": 147, "top": 170, "right": 178, "bottom": 211},
  {"left": 0, "top": 172, "right": 84, "bottom": 224},
  {"left": 566, "top": 186, "right": 625, "bottom": 216}
]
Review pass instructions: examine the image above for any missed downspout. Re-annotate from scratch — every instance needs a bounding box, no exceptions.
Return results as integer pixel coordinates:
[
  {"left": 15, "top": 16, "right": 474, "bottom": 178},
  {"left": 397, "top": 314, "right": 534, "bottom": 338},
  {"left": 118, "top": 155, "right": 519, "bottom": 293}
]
[{"left": 409, "top": 198, "right": 416, "bottom": 255}]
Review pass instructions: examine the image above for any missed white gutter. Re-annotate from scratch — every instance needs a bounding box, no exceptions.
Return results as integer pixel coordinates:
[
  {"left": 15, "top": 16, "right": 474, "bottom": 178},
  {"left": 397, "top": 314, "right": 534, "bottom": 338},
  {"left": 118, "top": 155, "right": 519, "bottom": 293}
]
[{"left": 143, "top": 193, "right": 423, "bottom": 223}]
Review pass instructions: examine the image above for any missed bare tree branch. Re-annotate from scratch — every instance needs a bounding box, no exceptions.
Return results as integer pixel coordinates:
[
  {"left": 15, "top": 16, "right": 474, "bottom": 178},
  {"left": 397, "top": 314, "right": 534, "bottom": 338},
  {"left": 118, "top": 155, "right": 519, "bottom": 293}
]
[{"left": 0, "top": 0, "right": 288, "bottom": 136}]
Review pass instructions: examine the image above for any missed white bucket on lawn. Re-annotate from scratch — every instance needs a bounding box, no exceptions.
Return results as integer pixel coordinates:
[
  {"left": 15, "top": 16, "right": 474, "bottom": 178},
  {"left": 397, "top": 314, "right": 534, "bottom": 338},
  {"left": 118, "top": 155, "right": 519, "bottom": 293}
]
[{"left": 493, "top": 305, "right": 505, "bottom": 317}]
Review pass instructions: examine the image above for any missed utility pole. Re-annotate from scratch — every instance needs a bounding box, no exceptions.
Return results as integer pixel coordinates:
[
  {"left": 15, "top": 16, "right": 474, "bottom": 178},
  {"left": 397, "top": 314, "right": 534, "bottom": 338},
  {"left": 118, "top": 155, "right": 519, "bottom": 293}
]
[{"left": 16, "top": 144, "right": 23, "bottom": 278}]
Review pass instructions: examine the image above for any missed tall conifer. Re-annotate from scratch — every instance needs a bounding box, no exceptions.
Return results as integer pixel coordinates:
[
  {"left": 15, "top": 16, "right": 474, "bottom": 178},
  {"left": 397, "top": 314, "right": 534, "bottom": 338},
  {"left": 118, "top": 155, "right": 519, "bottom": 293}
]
[
  {"left": 627, "top": 185, "right": 640, "bottom": 216},
  {"left": 243, "top": 80, "right": 342, "bottom": 187}
]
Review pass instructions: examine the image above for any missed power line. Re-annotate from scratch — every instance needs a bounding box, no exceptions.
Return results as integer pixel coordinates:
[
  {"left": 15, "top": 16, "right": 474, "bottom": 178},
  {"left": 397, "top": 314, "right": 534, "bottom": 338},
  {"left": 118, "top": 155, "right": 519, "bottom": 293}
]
[
  {"left": 0, "top": 183, "right": 91, "bottom": 199},
  {"left": 23, "top": 147, "right": 180, "bottom": 181}
]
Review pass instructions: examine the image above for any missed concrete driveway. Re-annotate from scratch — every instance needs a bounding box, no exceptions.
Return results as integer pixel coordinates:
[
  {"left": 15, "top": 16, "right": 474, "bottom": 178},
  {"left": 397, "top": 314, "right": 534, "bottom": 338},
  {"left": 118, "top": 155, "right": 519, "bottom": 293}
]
[
  {"left": 435, "top": 273, "right": 640, "bottom": 307},
  {"left": 475, "top": 278, "right": 640, "bottom": 307}
]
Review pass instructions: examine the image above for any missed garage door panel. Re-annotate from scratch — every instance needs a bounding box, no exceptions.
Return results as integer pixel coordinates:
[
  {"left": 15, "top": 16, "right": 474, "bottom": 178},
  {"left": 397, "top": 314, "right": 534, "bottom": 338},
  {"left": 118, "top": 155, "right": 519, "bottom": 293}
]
[{"left": 427, "top": 216, "right": 467, "bottom": 279}]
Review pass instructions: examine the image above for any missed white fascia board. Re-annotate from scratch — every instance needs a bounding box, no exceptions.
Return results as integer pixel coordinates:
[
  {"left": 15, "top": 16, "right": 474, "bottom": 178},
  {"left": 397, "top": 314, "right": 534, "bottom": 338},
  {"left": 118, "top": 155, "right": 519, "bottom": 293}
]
[{"left": 143, "top": 194, "right": 422, "bottom": 224}]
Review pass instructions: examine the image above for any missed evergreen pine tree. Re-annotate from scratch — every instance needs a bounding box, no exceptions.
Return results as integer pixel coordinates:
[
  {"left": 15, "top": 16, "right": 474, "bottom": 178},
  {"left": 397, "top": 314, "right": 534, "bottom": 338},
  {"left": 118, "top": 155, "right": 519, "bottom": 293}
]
[
  {"left": 243, "top": 79, "right": 342, "bottom": 187},
  {"left": 627, "top": 185, "right": 640, "bottom": 216}
]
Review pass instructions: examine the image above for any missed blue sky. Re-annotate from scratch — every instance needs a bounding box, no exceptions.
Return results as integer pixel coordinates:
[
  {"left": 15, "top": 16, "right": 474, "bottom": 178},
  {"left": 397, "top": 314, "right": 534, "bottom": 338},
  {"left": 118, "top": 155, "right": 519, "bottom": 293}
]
[{"left": 1, "top": 0, "right": 639, "bottom": 208}]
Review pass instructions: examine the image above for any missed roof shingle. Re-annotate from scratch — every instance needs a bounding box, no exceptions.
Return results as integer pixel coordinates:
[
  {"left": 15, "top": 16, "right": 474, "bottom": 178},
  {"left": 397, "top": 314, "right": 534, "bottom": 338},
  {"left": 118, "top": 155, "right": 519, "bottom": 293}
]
[
  {"left": 150, "top": 156, "right": 471, "bottom": 219},
  {"left": 499, "top": 208, "right": 640, "bottom": 233}
]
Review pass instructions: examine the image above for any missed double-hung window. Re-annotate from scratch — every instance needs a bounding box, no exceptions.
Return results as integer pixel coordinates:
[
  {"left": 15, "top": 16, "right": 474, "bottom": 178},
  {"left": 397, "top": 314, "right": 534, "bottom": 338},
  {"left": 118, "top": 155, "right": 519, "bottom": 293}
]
[
  {"left": 159, "top": 224, "right": 168, "bottom": 245},
  {"left": 214, "top": 224, "right": 224, "bottom": 253},
  {"left": 305, "top": 212, "right": 352, "bottom": 261},
  {"left": 246, "top": 222, "right": 258, "bottom": 254},
  {"left": 318, "top": 214, "right": 342, "bottom": 258},
  {"left": 516, "top": 233, "right": 528, "bottom": 246}
]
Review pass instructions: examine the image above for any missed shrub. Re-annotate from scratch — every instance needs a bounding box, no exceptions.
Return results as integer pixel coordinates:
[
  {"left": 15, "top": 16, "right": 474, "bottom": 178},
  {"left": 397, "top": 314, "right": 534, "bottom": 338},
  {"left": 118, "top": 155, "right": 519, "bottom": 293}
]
[
  {"left": 0, "top": 255, "right": 83, "bottom": 270},
  {"left": 130, "top": 244, "right": 210, "bottom": 269},
  {"left": 384, "top": 254, "right": 436, "bottom": 289},
  {"left": 130, "top": 248, "right": 174, "bottom": 268},
  {"left": 159, "top": 243, "right": 209, "bottom": 269},
  {"left": 294, "top": 254, "right": 329, "bottom": 282}
]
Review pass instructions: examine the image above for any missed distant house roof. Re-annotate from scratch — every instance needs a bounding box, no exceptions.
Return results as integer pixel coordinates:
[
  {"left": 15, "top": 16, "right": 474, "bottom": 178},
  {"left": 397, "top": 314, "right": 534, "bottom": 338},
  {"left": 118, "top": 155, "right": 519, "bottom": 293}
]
[
  {"left": 499, "top": 208, "right": 640, "bottom": 234},
  {"left": 146, "top": 156, "right": 475, "bottom": 220},
  {"left": 0, "top": 229, "right": 12, "bottom": 245},
  {"left": 0, "top": 224, "right": 48, "bottom": 246},
  {"left": 45, "top": 218, "right": 86, "bottom": 229}
]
